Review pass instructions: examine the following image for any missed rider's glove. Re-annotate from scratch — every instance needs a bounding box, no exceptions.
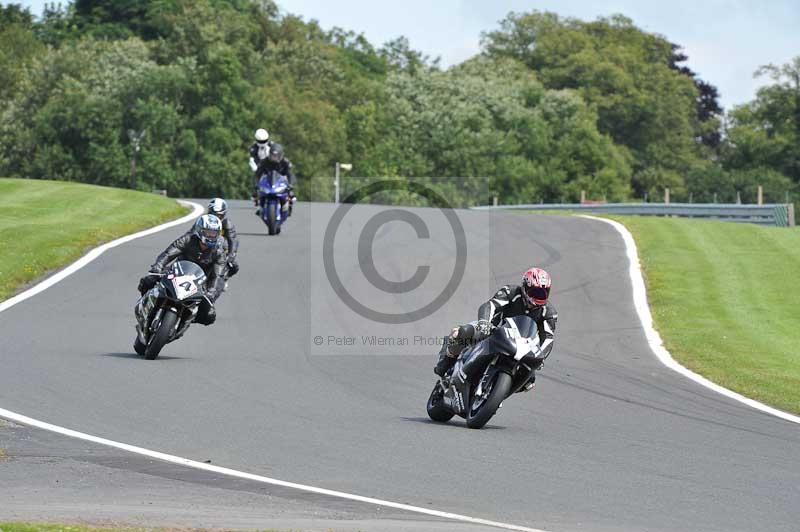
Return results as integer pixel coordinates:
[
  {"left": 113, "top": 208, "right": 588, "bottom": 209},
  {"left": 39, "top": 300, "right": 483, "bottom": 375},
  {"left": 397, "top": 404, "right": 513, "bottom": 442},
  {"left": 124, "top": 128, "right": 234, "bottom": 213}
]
[
  {"left": 138, "top": 271, "right": 160, "bottom": 295},
  {"left": 475, "top": 319, "right": 492, "bottom": 337}
]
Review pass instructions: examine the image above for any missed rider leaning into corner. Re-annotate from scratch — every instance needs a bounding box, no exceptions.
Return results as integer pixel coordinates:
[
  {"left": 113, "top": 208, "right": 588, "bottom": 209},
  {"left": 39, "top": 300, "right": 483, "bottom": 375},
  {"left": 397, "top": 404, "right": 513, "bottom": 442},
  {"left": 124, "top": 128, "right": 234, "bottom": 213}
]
[
  {"left": 206, "top": 198, "right": 240, "bottom": 278},
  {"left": 253, "top": 142, "right": 297, "bottom": 218},
  {"left": 137, "top": 214, "right": 228, "bottom": 326},
  {"left": 434, "top": 267, "right": 558, "bottom": 392}
]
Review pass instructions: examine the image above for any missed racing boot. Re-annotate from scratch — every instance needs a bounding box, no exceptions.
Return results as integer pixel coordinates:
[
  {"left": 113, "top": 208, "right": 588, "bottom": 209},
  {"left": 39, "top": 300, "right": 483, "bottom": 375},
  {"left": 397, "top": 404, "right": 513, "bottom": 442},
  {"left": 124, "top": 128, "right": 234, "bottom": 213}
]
[
  {"left": 434, "top": 352, "right": 456, "bottom": 378},
  {"left": 434, "top": 337, "right": 457, "bottom": 377}
]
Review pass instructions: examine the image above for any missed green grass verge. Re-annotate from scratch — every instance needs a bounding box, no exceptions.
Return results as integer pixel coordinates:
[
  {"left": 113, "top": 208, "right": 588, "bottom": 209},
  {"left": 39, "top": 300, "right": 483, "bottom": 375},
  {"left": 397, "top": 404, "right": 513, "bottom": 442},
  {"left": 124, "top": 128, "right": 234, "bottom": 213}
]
[
  {"left": 603, "top": 215, "right": 800, "bottom": 414},
  {"left": 0, "top": 178, "right": 189, "bottom": 302}
]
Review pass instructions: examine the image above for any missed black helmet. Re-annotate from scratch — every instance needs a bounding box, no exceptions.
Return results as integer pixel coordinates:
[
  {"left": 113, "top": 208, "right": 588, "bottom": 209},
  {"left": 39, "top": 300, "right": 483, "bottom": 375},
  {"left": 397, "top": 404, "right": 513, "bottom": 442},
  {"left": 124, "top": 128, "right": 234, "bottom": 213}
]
[{"left": 269, "top": 143, "right": 284, "bottom": 163}]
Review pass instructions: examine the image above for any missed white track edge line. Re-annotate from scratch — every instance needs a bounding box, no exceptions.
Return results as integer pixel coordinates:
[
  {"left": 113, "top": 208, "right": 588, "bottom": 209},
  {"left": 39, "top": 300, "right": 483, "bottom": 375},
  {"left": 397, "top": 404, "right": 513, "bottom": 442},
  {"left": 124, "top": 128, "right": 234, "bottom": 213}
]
[
  {"left": 0, "top": 199, "right": 547, "bottom": 532},
  {"left": 0, "top": 199, "right": 204, "bottom": 312},
  {"left": 578, "top": 214, "right": 800, "bottom": 425},
  {"left": 0, "top": 407, "right": 545, "bottom": 532}
]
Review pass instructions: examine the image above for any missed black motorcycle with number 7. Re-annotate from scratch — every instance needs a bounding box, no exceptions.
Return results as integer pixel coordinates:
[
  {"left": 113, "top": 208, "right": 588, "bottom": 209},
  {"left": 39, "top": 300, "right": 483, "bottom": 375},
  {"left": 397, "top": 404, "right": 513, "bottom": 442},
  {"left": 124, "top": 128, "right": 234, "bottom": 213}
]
[
  {"left": 426, "top": 315, "right": 542, "bottom": 429},
  {"left": 133, "top": 260, "right": 209, "bottom": 360}
]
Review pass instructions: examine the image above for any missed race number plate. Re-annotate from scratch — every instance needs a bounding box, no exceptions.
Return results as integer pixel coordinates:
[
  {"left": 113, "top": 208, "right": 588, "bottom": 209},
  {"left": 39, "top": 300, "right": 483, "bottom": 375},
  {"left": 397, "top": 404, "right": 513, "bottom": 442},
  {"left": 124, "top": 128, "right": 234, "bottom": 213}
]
[{"left": 172, "top": 275, "right": 198, "bottom": 300}]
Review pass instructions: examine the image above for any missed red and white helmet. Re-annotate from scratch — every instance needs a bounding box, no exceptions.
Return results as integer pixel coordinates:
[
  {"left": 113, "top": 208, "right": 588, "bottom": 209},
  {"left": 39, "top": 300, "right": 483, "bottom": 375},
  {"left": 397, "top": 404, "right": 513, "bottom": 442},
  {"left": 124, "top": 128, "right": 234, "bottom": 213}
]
[{"left": 522, "top": 267, "right": 551, "bottom": 306}]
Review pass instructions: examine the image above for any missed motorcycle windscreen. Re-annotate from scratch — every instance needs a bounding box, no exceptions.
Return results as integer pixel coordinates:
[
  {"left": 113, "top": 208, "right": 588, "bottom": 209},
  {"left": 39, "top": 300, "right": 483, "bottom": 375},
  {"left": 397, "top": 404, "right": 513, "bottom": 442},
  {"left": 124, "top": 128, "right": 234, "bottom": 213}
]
[
  {"left": 257, "top": 175, "right": 272, "bottom": 193},
  {"left": 269, "top": 170, "right": 288, "bottom": 190},
  {"left": 172, "top": 260, "right": 205, "bottom": 280},
  {"left": 258, "top": 171, "right": 288, "bottom": 193},
  {"left": 170, "top": 261, "right": 207, "bottom": 299},
  {"left": 505, "top": 315, "right": 537, "bottom": 338}
]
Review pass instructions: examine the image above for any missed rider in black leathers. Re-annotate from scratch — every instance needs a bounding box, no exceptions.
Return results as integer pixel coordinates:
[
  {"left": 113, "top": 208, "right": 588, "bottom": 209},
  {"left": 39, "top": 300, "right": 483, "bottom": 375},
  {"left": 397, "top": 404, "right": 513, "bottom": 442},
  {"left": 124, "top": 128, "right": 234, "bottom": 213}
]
[
  {"left": 253, "top": 143, "right": 296, "bottom": 215},
  {"left": 206, "top": 198, "right": 239, "bottom": 278},
  {"left": 137, "top": 216, "right": 228, "bottom": 325},
  {"left": 434, "top": 267, "right": 558, "bottom": 391}
]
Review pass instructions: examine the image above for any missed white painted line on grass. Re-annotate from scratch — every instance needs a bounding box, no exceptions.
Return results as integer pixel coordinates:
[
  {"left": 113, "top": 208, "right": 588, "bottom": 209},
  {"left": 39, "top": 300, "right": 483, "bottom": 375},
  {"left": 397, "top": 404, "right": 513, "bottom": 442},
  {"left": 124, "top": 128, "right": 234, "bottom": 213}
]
[
  {"left": 0, "top": 200, "right": 204, "bottom": 313},
  {"left": 0, "top": 199, "right": 547, "bottom": 532},
  {"left": 0, "top": 407, "right": 546, "bottom": 532},
  {"left": 579, "top": 214, "right": 800, "bottom": 425}
]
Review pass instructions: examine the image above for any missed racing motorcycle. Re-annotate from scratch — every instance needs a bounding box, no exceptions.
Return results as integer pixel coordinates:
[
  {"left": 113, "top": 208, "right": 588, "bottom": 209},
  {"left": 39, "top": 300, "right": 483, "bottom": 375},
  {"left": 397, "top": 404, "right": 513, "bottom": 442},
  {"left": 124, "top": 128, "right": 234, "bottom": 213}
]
[
  {"left": 133, "top": 260, "right": 209, "bottom": 360},
  {"left": 256, "top": 170, "right": 291, "bottom": 235},
  {"left": 426, "top": 315, "right": 542, "bottom": 429}
]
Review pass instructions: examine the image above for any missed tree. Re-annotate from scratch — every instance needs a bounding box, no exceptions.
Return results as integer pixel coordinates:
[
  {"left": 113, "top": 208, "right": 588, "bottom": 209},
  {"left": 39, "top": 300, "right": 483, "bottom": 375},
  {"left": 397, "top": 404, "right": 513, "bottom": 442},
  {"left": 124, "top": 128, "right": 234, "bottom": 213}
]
[
  {"left": 371, "top": 57, "right": 631, "bottom": 205},
  {"left": 380, "top": 36, "right": 439, "bottom": 74},
  {"left": 0, "top": 3, "right": 34, "bottom": 29},
  {"left": 668, "top": 43, "right": 722, "bottom": 149},
  {"left": 722, "top": 56, "right": 800, "bottom": 197},
  {"left": 0, "top": 9, "right": 43, "bottom": 102},
  {"left": 482, "top": 11, "right": 708, "bottom": 199}
]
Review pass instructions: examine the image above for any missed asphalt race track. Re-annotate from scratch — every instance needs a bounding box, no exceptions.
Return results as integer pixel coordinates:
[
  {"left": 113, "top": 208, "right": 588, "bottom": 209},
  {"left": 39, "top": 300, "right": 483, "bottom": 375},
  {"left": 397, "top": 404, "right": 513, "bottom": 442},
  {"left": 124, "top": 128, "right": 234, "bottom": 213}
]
[{"left": 1, "top": 200, "right": 799, "bottom": 532}]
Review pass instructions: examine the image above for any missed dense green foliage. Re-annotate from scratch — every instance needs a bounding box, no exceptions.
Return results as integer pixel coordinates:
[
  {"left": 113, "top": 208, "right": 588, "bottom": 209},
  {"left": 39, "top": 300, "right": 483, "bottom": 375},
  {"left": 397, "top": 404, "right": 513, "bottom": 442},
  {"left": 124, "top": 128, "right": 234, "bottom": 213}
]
[{"left": 0, "top": 2, "right": 796, "bottom": 206}]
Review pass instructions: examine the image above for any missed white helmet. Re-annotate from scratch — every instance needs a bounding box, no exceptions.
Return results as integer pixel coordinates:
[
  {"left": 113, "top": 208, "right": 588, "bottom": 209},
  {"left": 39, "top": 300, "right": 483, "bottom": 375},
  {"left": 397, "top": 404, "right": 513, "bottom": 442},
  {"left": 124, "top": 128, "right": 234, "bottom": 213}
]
[
  {"left": 207, "top": 197, "right": 228, "bottom": 219},
  {"left": 255, "top": 128, "right": 269, "bottom": 143},
  {"left": 194, "top": 214, "right": 223, "bottom": 248}
]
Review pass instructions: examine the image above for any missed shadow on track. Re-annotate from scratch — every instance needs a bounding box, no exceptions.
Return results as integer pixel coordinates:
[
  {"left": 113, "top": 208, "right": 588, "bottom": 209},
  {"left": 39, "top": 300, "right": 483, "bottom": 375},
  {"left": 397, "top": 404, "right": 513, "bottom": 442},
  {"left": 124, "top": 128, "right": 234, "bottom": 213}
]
[
  {"left": 399, "top": 416, "right": 507, "bottom": 430},
  {"left": 99, "top": 352, "right": 189, "bottom": 361}
]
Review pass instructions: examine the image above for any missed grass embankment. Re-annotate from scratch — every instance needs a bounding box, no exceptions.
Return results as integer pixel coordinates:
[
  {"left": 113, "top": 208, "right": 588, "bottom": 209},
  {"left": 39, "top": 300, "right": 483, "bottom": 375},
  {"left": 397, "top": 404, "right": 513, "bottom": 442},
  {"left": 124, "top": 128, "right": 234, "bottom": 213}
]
[
  {"left": 606, "top": 216, "right": 800, "bottom": 414},
  {"left": 0, "top": 178, "right": 189, "bottom": 302}
]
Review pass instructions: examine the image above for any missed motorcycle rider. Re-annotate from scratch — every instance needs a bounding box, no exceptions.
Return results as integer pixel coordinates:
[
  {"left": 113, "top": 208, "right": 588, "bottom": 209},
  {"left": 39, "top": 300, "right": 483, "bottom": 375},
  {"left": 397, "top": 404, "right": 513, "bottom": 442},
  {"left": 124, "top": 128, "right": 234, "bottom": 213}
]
[
  {"left": 253, "top": 143, "right": 296, "bottom": 217},
  {"left": 137, "top": 214, "right": 228, "bottom": 326},
  {"left": 206, "top": 198, "right": 239, "bottom": 278},
  {"left": 249, "top": 128, "right": 272, "bottom": 173},
  {"left": 434, "top": 267, "right": 557, "bottom": 391}
]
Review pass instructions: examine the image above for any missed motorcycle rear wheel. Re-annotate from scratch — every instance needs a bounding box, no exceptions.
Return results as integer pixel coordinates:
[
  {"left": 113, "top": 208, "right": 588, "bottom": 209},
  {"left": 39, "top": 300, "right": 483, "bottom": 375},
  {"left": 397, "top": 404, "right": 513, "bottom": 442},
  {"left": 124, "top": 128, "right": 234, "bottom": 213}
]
[
  {"left": 466, "top": 371, "right": 511, "bottom": 429},
  {"left": 144, "top": 308, "right": 178, "bottom": 360},
  {"left": 426, "top": 381, "right": 455, "bottom": 422}
]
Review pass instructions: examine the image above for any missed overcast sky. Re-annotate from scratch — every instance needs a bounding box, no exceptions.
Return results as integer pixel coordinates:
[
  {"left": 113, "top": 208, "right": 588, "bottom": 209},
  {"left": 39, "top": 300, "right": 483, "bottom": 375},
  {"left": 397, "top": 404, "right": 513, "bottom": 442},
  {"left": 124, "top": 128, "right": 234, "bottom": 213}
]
[{"left": 11, "top": 0, "right": 799, "bottom": 111}]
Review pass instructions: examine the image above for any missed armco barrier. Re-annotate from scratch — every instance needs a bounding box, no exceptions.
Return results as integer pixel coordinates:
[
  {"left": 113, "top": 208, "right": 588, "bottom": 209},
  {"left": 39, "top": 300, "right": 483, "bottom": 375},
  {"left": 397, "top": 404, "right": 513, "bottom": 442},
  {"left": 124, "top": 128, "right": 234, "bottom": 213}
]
[{"left": 471, "top": 203, "right": 795, "bottom": 227}]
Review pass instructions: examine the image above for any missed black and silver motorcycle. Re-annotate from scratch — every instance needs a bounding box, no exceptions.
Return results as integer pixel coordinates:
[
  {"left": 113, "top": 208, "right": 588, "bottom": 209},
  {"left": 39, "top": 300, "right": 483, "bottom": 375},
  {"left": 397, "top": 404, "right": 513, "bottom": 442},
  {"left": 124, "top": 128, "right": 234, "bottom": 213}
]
[
  {"left": 426, "top": 315, "right": 542, "bottom": 429},
  {"left": 133, "top": 260, "right": 208, "bottom": 360}
]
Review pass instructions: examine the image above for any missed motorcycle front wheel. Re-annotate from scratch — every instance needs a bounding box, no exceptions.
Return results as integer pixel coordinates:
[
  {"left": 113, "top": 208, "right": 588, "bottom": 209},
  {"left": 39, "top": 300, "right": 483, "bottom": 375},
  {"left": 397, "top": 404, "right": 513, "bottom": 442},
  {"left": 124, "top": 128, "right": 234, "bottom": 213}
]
[
  {"left": 144, "top": 308, "right": 178, "bottom": 360},
  {"left": 466, "top": 371, "right": 512, "bottom": 429},
  {"left": 426, "top": 381, "right": 455, "bottom": 422},
  {"left": 133, "top": 335, "right": 146, "bottom": 356},
  {"left": 266, "top": 202, "right": 278, "bottom": 235}
]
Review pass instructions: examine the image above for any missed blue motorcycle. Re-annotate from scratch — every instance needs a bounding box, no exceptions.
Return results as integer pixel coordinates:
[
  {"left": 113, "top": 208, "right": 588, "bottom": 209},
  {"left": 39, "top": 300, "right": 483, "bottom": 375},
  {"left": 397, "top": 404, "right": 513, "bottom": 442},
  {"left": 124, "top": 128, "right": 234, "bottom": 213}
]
[{"left": 257, "top": 170, "right": 291, "bottom": 235}]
